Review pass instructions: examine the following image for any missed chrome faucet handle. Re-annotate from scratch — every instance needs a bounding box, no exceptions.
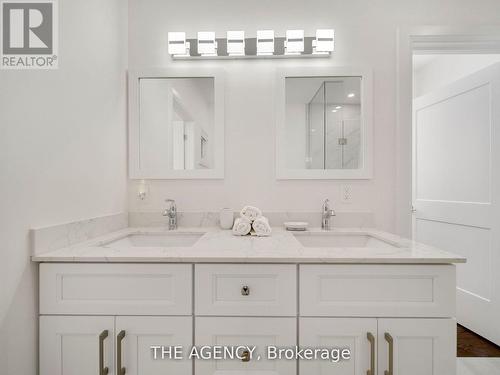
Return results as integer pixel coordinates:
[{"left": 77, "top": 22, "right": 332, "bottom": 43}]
[
  {"left": 322, "top": 199, "right": 331, "bottom": 215},
  {"left": 322, "top": 198, "right": 335, "bottom": 230},
  {"left": 163, "top": 199, "right": 178, "bottom": 230},
  {"left": 164, "top": 199, "right": 176, "bottom": 215}
]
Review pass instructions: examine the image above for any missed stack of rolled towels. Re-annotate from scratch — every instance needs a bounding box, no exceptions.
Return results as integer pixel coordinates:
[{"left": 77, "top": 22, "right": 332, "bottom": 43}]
[{"left": 232, "top": 206, "right": 272, "bottom": 237}]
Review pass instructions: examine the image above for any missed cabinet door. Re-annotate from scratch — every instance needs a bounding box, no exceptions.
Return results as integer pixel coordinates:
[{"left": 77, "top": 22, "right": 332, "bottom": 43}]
[
  {"left": 40, "top": 316, "right": 114, "bottom": 375},
  {"left": 299, "top": 318, "right": 377, "bottom": 375},
  {"left": 377, "top": 318, "right": 456, "bottom": 375},
  {"left": 195, "top": 317, "right": 296, "bottom": 375},
  {"left": 115, "top": 316, "right": 192, "bottom": 375}
]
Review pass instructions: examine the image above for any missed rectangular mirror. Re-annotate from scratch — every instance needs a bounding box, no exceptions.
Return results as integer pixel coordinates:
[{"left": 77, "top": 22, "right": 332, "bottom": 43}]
[
  {"left": 276, "top": 68, "right": 372, "bottom": 179},
  {"left": 129, "top": 69, "right": 224, "bottom": 179}
]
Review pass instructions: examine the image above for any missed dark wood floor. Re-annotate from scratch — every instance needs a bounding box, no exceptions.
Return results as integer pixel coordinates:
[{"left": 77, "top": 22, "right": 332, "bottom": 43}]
[{"left": 457, "top": 324, "right": 500, "bottom": 357}]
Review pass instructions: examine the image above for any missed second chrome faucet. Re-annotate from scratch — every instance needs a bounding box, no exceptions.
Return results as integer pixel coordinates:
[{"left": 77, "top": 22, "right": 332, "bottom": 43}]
[
  {"left": 163, "top": 199, "right": 177, "bottom": 230},
  {"left": 322, "top": 199, "right": 336, "bottom": 230}
]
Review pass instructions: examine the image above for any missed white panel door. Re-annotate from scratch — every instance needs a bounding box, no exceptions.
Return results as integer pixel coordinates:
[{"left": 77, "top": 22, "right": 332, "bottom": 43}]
[
  {"left": 413, "top": 62, "right": 500, "bottom": 344},
  {"left": 195, "top": 317, "right": 296, "bottom": 375},
  {"left": 40, "top": 315, "right": 115, "bottom": 375},
  {"left": 299, "top": 318, "right": 377, "bottom": 375},
  {"left": 377, "top": 318, "right": 456, "bottom": 375},
  {"left": 115, "top": 316, "right": 192, "bottom": 375}
]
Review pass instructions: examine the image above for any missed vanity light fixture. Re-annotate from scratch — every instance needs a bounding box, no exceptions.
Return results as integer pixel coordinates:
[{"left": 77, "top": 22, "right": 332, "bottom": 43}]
[
  {"left": 197, "top": 31, "right": 217, "bottom": 56},
  {"left": 168, "top": 32, "right": 190, "bottom": 56},
  {"left": 226, "top": 31, "right": 245, "bottom": 56},
  {"left": 347, "top": 93, "right": 355, "bottom": 98},
  {"left": 257, "top": 29, "right": 275, "bottom": 55},
  {"left": 168, "top": 29, "right": 334, "bottom": 59},
  {"left": 285, "top": 29, "right": 304, "bottom": 55},
  {"left": 313, "top": 29, "right": 335, "bottom": 54}
]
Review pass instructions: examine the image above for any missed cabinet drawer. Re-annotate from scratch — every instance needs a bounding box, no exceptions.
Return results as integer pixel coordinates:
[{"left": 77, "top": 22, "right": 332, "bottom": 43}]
[
  {"left": 300, "top": 265, "right": 455, "bottom": 317},
  {"left": 195, "top": 264, "right": 296, "bottom": 316},
  {"left": 195, "top": 317, "right": 296, "bottom": 375},
  {"left": 40, "top": 263, "right": 192, "bottom": 315}
]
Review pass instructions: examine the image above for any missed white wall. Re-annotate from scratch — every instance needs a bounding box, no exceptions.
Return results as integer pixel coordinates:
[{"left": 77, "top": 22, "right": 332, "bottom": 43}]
[
  {"left": 127, "top": 0, "right": 500, "bottom": 231},
  {"left": 413, "top": 54, "right": 500, "bottom": 98},
  {"left": 0, "top": 0, "right": 128, "bottom": 374}
]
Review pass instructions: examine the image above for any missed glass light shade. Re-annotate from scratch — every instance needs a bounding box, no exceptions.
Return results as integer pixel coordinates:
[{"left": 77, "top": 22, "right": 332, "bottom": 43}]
[
  {"left": 168, "top": 32, "right": 187, "bottom": 55},
  {"left": 257, "top": 29, "right": 274, "bottom": 55},
  {"left": 285, "top": 29, "right": 304, "bottom": 54},
  {"left": 226, "top": 31, "right": 245, "bottom": 56},
  {"left": 315, "top": 29, "right": 334, "bottom": 52},
  {"left": 197, "top": 31, "right": 217, "bottom": 56}
]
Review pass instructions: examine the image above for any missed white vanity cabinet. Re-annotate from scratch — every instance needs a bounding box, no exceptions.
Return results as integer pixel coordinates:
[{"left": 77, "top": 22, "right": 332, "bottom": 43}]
[
  {"left": 40, "top": 315, "right": 193, "bottom": 375},
  {"left": 39, "top": 263, "right": 457, "bottom": 375},
  {"left": 299, "top": 318, "right": 377, "bottom": 375},
  {"left": 299, "top": 317, "right": 455, "bottom": 375},
  {"left": 40, "top": 315, "right": 116, "bottom": 375},
  {"left": 116, "top": 316, "right": 193, "bottom": 375},
  {"left": 377, "top": 318, "right": 456, "bottom": 375},
  {"left": 39, "top": 264, "right": 193, "bottom": 375},
  {"left": 195, "top": 317, "right": 297, "bottom": 375}
]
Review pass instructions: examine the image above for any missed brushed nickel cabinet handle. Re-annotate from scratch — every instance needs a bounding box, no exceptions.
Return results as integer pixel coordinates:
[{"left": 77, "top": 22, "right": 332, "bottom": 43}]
[
  {"left": 99, "top": 330, "right": 109, "bottom": 375},
  {"left": 241, "top": 285, "right": 250, "bottom": 296},
  {"left": 117, "top": 330, "right": 126, "bottom": 375},
  {"left": 384, "top": 332, "right": 394, "bottom": 375},
  {"left": 367, "top": 332, "right": 375, "bottom": 375},
  {"left": 241, "top": 350, "right": 250, "bottom": 362}
]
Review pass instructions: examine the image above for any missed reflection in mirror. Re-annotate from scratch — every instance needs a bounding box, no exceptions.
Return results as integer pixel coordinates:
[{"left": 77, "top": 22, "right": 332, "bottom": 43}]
[
  {"left": 285, "top": 76, "right": 362, "bottom": 170},
  {"left": 139, "top": 78, "right": 214, "bottom": 171}
]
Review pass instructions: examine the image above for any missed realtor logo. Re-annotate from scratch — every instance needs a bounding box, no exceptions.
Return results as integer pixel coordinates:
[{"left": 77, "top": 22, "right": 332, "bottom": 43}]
[{"left": 1, "top": 0, "right": 58, "bottom": 69}]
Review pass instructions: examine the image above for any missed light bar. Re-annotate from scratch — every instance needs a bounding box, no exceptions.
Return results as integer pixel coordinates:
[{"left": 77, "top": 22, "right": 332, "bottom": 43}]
[{"left": 168, "top": 29, "right": 334, "bottom": 59}]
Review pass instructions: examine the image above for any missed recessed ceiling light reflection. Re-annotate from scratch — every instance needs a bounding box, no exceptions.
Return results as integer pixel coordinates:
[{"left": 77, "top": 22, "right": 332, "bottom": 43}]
[
  {"left": 332, "top": 110, "right": 338, "bottom": 113},
  {"left": 347, "top": 93, "right": 355, "bottom": 98},
  {"left": 335, "top": 106, "right": 342, "bottom": 109}
]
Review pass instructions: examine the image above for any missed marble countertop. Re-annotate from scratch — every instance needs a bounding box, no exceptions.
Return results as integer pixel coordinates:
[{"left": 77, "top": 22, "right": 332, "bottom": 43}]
[{"left": 31, "top": 227, "right": 466, "bottom": 264}]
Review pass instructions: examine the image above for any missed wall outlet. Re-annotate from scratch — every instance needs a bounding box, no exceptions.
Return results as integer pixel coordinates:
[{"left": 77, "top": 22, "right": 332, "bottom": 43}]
[{"left": 340, "top": 185, "right": 352, "bottom": 203}]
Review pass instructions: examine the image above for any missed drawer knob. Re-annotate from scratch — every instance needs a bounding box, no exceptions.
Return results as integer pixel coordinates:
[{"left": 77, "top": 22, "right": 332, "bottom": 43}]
[
  {"left": 241, "top": 350, "right": 251, "bottom": 362},
  {"left": 241, "top": 285, "right": 250, "bottom": 296}
]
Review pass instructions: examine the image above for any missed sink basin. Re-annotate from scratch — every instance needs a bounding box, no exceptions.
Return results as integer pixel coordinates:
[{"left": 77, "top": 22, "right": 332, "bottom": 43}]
[
  {"left": 103, "top": 232, "right": 204, "bottom": 248},
  {"left": 293, "top": 233, "right": 398, "bottom": 248}
]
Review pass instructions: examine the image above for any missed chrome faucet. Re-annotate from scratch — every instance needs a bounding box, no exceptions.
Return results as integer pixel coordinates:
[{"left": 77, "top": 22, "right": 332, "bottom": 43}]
[
  {"left": 163, "top": 199, "right": 177, "bottom": 230},
  {"left": 322, "top": 199, "right": 336, "bottom": 230}
]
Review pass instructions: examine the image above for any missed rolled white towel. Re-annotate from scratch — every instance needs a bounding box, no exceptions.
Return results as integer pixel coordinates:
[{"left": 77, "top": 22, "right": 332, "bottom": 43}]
[
  {"left": 252, "top": 216, "right": 272, "bottom": 237},
  {"left": 232, "top": 217, "right": 252, "bottom": 236},
  {"left": 240, "top": 205, "right": 262, "bottom": 222}
]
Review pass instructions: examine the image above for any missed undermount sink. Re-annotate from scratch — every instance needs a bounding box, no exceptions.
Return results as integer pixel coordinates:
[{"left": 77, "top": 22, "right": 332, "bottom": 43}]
[
  {"left": 293, "top": 232, "right": 398, "bottom": 248},
  {"left": 103, "top": 232, "right": 204, "bottom": 248}
]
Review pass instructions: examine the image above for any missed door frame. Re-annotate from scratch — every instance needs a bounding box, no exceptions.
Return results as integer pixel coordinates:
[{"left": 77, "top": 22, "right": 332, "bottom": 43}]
[{"left": 395, "top": 26, "right": 500, "bottom": 237}]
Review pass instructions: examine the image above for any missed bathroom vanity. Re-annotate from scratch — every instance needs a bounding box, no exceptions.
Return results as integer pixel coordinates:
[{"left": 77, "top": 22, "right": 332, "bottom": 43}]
[{"left": 33, "top": 227, "right": 464, "bottom": 375}]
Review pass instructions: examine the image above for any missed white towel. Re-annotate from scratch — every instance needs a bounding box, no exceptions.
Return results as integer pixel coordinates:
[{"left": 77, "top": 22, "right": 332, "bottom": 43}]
[
  {"left": 252, "top": 216, "right": 272, "bottom": 237},
  {"left": 240, "top": 205, "right": 262, "bottom": 222},
  {"left": 232, "top": 217, "right": 252, "bottom": 236}
]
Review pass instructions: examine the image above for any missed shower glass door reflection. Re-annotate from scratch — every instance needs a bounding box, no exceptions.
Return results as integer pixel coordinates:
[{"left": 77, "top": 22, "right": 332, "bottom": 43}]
[{"left": 307, "top": 80, "right": 361, "bottom": 169}]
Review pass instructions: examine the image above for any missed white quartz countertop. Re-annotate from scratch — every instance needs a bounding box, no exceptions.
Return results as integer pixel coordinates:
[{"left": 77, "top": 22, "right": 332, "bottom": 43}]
[{"left": 31, "top": 227, "right": 466, "bottom": 264}]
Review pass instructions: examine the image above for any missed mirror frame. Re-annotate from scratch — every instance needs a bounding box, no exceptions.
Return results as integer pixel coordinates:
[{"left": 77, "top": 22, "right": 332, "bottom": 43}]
[
  {"left": 275, "top": 67, "right": 373, "bottom": 179},
  {"left": 128, "top": 68, "right": 225, "bottom": 179}
]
